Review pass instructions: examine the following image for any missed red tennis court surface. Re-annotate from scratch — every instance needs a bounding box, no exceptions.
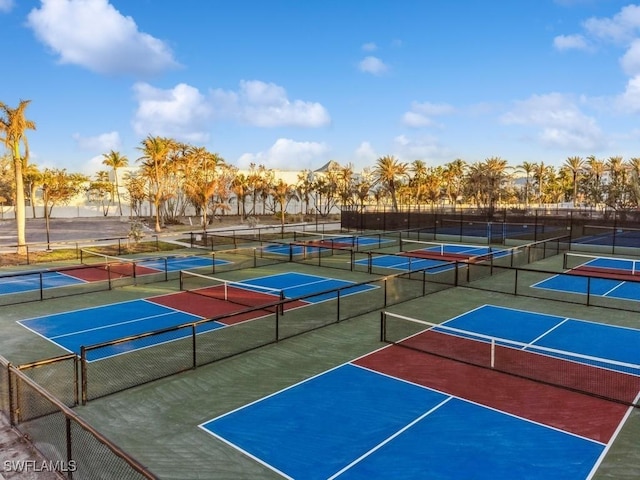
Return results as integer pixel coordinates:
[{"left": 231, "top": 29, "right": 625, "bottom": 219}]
[
  {"left": 149, "top": 287, "right": 308, "bottom": 324},
  {"left": 569, "top": 265, "right": 639, "bottom": 282},
  {"left": 61, "top": 264, "right": 158, "bottom": 282},
  {"left": 354, "top": 342, "right": 633, "bottom": 443}
]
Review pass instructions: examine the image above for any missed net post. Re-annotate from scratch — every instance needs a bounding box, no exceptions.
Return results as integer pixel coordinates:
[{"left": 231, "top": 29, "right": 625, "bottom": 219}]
[
  {"left": 454, "top": 262, "right": 459, "bottom": 286},
  {"left": 586, "top": 276, "right": 591, "bottom": 306},
  {"left": 514, "top": 269, "right": 519, "bottom": 296},
  {"left": 562, "top": 252, "right": 568, "bottom": 270},
  {"left": 380, "top": 311, "right": 386, "bottom": 342},
  {"left": 179, "top": 270, "right": 184, "bottom": 291},
  {"left": 350, "top": 249, "right": 354, "bottom": 271},
  {"left": 253, "top": 248, "right": 257, "bottom": 268},
  {"left": 107, "top": 265, "right": 112, "bottom": 290},
  {"left": 422, "top": 269, "right": 426, "bottom": 296},
  {"left": 164, "top": 258, "right": 168, "bottom": 282},
  {"left": 39, "top": 271, "right": 44, "bottom": 301},
  {"left": 368, "top": 252, "right": 372, "bottom": 274},
  {"left": 212, "top": 252, "right": 216, "bottom": 274},
  {"left": 336, "top": 289, "right": 341, "bottom": 323},
  {"left": 490, "top": 339, "right": 495, "bottom": 368}
]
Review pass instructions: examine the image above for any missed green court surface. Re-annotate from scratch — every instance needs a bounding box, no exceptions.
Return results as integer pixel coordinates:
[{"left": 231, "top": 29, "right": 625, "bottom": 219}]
[{"left": 1, "top": 243, "right": 639, "bottom": 479}]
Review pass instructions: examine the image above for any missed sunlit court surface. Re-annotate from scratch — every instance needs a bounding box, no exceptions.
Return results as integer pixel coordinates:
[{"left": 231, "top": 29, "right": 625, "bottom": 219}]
[
  {"left": 2, "top": 228, "right": 640, "bottom": 480},
  {"left": 200, "top": 304, "right": 640, "bottom": 479}
]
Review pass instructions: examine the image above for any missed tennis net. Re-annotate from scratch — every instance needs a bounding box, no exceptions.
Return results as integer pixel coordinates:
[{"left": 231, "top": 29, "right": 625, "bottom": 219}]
[
  {"left": 382, "top": 311, "right": 640, "bottom": 406},
  {"left": 563, "top": 252, "right": 640, "bottom": 278},
  {"left": 292, "top": 231, "right": 357, "bottom": 248},
  {"left": 399, "top": 239, "right": 494, "bottom": 262},
  {"left": 79, "top": 249, "right": 138, "bottom": 277},
  {"left": 179, "top": 270, "right": 285, "bottom": 312}
]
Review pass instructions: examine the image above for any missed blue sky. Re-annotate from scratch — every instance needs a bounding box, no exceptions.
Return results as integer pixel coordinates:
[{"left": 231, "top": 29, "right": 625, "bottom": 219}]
[{"left": 2, "top": 0, "right": 640, "bottom": 176}]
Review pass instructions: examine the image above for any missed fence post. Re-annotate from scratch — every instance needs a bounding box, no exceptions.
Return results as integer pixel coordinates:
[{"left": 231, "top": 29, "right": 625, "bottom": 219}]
[
  {"left": 80, "top": 347, "right": 87, "bottom": 405},
  {"left": 383, "top": 278, "right": 388, "bottom": 307},
  {"left": 7, "top": 362, "right": 15, "bottom": 426},
  {"left": 66, "top": 417, "right": 73, "bottom": 480},
  {"left": 192, "top": 324, "right": 197, "bottom": 369}
]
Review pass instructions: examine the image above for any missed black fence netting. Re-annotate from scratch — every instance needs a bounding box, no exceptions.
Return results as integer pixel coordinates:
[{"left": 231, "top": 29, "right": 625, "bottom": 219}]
[{"left": 0, "top": 355, "right": 156, "bottom": 479}]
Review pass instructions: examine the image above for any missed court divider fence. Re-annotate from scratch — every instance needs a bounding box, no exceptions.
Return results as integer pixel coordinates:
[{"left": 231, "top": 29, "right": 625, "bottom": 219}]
[{"left": 0, "top": 355, "right": 157, "bottom": 479}]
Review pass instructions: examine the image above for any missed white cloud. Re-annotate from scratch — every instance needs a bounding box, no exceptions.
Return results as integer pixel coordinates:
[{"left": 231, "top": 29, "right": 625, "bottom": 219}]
[
  {"left": 616, "top": 75, "right": 640, "bottom": 112},
  {"left": 131, "top": 80, "right": 330, "bottom": 142},
  {"left": 583, "top": 4, "right": 640, "bottom": 45},
  {"left": 402, "top": 101, "right": 455, "bottom": 128},
  {"left": 0, "top": 0, "right": 14, "bottom": 13},
  {"left": 620, "top": 39, "right": 640, "bottom": 76},
  {"left": 211, "top": 80, "right": 331, "bottom": 128},
  {"left": 236, "top": 138, "right": 329, "bottom": 170},
  {"left": 72, "top": 131, "right": 121, "bottom": 151},
  {"left": 553, "top": 34, "right": 589, "bottom": 51},
  {"left": 354, "top": 141, "right": 377, "bottom": 165},
  {"left": 27, "top": 0, "right": 178, "bottom": 76},
  {"left": 132, "top": 83, "right": 213, "bottom": 142},
  {"left": 501, "top": 93, "right": 604, "bottom": 150},
  {"left": 392, "top": 134, "right": 450, "bottom": 162},
  {"left": 362, "top": 42, "right": 377, "bottom": 52},
  {"left": 358, "top": 56, "right": 389, "bottom": 75},
  {"left": 402, "top": 112, "right": 434, "bottom": 128}
]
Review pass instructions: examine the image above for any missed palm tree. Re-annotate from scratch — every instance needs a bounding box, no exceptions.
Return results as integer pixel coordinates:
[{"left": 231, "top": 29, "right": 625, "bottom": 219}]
[
  {"left": 483, "top": 157, "right": 509, "bottom": 214},
  {"left": 442, "top": 159, "right": 466, "bottom": 210},
  {"left": 563, "top": 156, "right": 584, "bottom": 207},
  {"left": 516, "top": 161, "right": 535, "bottom": 208},
  {"left": 271, "top": 179, "right": 297, "bottom": 233},
  {"left": 372, "top": 155, "right": 408, "bottom": 212},
  {"left": 23, "top": 163, "right": 42, "bottom": 219},
  {"left": 137, "top": 135, "right": 174, "bottom": 232},
  {"left": 410, "top": 160, "right": 428, "bottom": 205},
  {"left": 584, "top": 155, "right": 606, "bottom": 207},
  {"left": 102, "top": 150, "right": 129, "bottom": 216},
  {"left": 0, "top": 100, "right": 36, "bottom": 254}
]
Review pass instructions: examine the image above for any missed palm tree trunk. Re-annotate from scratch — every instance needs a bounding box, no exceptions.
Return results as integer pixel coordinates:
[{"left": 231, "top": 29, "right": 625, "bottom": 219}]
[{"left": 13, "top": 148, "right": 26, "bottom": 255}]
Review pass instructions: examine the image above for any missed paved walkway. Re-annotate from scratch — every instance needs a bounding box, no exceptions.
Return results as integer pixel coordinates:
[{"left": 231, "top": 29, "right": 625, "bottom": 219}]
[{"left": 0, "top": 418, "right": 59, "bottom": 480}]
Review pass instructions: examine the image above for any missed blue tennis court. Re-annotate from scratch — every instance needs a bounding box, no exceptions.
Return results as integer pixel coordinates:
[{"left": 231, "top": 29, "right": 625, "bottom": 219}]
[
  {"left": 264, "top": 236, "right": 392, "bottom": 257},
  {"left": 137, "top": 255, "right": 229, "bottom": 272},
  {"left": 357, "top": 243, "right": 509, "bottom": 273},
  {"left": 0, "top": 270, "right": 85, "bottom": 294},
  {"left": 238, "top": 272, "right": 377, "bottom": 303},
  {"left": 354, "top": 254, "right": 455, "bottom": 273},
  {"left": 533, "top": 255, "right": 640, "bottom": 302},
  {"left": 18, "top": 272, "right": 376, "bottom": 360},
  {"left": 200, "top": 304, "right": 640, "bottom": 479}
]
